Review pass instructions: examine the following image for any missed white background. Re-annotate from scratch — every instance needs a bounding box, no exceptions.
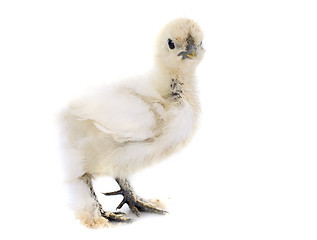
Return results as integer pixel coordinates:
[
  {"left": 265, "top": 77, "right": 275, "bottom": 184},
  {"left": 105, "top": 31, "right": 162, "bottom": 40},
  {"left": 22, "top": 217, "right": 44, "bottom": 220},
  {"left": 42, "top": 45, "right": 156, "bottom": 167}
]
[{"left": 0, "top": 0, "right": 316, "bottom": 239}]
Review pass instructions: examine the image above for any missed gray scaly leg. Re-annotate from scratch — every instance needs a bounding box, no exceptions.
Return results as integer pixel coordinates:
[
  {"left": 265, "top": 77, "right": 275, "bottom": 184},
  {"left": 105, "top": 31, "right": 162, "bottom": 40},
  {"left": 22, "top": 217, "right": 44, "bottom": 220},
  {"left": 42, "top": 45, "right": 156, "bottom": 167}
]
[{"left": 81, "top": 173, "right": 132, "bottom": 222}]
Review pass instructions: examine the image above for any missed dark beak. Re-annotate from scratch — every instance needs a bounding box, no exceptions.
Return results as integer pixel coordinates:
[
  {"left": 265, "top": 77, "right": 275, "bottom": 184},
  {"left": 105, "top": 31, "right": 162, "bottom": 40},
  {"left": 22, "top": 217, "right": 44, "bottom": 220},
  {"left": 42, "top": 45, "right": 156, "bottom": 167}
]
[{"left": 178, "top": 44, "right": 198, "bottom": 59}]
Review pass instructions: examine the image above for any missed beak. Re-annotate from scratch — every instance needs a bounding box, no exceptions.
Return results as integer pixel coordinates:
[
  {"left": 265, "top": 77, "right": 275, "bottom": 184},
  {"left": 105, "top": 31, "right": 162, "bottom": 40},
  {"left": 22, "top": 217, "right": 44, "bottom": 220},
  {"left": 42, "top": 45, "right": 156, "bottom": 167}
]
[{"left": 178, "top": 44, "right": 198, "bottom": 60}]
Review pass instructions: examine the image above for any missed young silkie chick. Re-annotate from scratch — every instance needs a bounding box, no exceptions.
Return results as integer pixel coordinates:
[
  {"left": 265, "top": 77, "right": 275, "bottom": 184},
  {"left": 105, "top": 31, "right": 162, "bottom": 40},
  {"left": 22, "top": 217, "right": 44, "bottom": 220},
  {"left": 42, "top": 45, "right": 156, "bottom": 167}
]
[{"left": 61, "top": 18, "right": 205, "bottom": 228}]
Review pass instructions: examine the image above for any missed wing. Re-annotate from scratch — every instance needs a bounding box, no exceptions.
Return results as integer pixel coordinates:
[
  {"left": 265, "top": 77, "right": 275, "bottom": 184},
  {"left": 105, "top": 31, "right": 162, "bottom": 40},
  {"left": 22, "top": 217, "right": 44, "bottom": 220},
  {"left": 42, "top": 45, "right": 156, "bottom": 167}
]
[{"left": 68, "top": 86, "right": 158, "bottom": 143}]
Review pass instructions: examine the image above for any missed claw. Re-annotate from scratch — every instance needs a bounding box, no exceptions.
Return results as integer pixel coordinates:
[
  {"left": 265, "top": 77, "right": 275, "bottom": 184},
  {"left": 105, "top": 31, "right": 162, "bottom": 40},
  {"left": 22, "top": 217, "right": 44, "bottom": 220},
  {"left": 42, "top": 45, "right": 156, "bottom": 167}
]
[
  {"left": 116, "top": 198, "right": 126, "bottom": 210},
  {"left": 103, "top": 190, "right": 122, "bottom": 196}
]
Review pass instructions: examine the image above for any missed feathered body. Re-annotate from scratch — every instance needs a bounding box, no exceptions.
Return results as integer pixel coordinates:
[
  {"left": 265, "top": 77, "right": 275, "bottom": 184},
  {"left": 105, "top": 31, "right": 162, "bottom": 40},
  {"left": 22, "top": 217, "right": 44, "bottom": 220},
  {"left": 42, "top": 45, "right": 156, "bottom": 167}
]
[
  {"left": 63, "top": 75, "right": 199, "bottom": 178},
  {"left": 61, "top": 18, "right": 204, "bottom": 227}
]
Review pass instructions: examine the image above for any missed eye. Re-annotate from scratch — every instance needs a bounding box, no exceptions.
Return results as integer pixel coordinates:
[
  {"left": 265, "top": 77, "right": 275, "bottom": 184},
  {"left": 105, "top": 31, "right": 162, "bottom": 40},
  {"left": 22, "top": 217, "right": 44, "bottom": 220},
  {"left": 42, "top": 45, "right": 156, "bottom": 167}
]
[{"left": 168, "top": 38, "right": 175, "bottom": 49}]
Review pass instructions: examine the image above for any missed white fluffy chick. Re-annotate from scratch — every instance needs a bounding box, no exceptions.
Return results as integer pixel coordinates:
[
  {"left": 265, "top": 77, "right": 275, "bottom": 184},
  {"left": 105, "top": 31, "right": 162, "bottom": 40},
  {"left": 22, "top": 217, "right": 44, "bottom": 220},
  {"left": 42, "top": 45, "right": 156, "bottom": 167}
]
[{"left": 61, "top": 18, "right": 205, "bottom": 228}]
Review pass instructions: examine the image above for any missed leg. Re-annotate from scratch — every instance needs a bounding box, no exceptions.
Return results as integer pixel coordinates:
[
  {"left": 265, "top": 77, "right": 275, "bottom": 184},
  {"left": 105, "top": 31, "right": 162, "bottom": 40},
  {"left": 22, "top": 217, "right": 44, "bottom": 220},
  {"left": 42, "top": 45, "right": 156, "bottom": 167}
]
[
  {"left": 80, "top": 173, "right": 132, "bottom": 224},
  {"left": 103, "top": 178, "right": 168, "bottom": 216}
]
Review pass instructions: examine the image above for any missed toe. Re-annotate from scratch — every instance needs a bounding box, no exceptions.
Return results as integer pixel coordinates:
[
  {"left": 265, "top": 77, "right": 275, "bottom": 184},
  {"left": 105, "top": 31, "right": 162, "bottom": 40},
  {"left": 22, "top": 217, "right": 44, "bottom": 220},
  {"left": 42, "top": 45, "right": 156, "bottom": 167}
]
[
  {"left": 105, "top": 211, "right": 134, "bottom": 223},
  {"left": 136, "top": 200, "right": 168, "bottom": 215},
  {"left": 127, "top": 202, "right": 141, "bottom": 216}
]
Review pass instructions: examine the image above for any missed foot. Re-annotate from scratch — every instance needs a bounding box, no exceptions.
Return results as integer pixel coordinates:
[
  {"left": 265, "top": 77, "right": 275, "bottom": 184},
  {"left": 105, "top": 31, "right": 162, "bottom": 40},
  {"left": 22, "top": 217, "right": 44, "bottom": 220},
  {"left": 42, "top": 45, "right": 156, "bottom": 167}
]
[
  {"left": 100, "top": 210, "right": 133, "bottom": 223},
  {"left": 103, "top": 178, "right": 168, "bottom": 216},
  {"left": 80, "top": 173, "right": 133, "bottom": 225}
]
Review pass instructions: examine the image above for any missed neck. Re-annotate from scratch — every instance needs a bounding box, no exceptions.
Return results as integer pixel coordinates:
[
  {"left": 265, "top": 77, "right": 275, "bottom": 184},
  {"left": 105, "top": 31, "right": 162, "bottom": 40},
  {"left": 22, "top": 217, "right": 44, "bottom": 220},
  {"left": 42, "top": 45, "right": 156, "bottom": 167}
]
[
  {"left": 153, "top": 64, "right": 197, "bottom": 96},
  {"left": 151, "top": 64, "right": 199, "bottom": 111}
]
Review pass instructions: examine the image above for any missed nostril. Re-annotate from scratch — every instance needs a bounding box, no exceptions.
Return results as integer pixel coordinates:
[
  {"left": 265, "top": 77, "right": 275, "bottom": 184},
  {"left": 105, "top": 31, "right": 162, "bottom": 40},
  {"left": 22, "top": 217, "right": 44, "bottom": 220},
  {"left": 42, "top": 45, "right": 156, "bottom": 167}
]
[{"left": 186, "top": 44, "right": 196, "bottom": 52}]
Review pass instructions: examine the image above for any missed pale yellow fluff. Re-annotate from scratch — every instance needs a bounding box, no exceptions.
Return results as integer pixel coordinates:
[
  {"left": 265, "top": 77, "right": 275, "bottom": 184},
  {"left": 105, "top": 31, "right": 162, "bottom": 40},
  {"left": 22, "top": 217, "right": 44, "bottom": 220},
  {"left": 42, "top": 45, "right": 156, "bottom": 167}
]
[{"left": 60, "top": 18, "right": 205, "bottom": 227}]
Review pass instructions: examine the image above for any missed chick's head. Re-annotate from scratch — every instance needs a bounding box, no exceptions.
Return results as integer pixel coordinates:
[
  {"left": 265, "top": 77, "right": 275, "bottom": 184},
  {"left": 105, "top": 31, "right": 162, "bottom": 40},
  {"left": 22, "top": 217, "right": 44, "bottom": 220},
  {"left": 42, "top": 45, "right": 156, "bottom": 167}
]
[{"left": 155, "top": 18, "right": 205, "bottom": 73}]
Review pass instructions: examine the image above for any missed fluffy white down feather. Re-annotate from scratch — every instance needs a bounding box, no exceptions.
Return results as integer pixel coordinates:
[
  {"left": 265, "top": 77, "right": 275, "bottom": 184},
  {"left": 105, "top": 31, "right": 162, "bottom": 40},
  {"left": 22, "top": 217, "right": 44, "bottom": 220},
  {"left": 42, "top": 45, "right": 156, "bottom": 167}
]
[
  {"left": 62, "top": 77, "right": 197, "bottom": 178},
  {"left": 60, "top": 18, "right": 205, "bottom": 227}
]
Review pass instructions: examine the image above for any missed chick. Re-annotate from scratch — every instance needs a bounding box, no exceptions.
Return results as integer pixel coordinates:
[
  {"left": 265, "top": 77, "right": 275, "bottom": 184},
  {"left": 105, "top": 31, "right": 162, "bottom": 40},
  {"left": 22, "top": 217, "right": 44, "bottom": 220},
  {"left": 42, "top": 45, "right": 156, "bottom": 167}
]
[{"left": 61, "top": 18, "right": 205, "bottom": 228}]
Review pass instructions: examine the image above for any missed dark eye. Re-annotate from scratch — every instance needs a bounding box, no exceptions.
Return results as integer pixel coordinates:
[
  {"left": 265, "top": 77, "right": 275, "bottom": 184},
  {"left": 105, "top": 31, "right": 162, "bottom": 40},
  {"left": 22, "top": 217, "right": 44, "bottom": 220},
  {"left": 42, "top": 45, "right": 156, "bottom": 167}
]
[{"left": 168, "top": 38, "right": 175, "bottom": 49}]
